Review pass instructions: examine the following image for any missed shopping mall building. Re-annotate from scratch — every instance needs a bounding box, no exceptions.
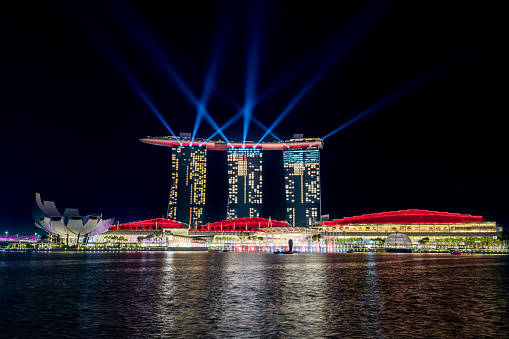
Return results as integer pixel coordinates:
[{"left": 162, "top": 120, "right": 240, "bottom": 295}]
[
  {"left": 88, "top": 209, "right": 502, "bottom": 250},
  {"left": 318, "top": 209, "right": 500, "bottom": 243}
]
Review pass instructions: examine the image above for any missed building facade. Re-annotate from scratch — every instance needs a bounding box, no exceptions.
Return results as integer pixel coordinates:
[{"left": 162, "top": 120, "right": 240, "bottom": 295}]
[
  {"left": 141, "top": 135, "right": 323, "bottom": 228},
  {"left": 168, "top": 146, "right": 207, "bottom": 228},
  {"left": 31, "top": 192, "right": 113, "bottom": 245},
  {"left": 318, "top": 209, "right": 501, "bottom": 246},
  {"left": 227, "top": 148, "right": 263, "bottom": 219},
  {"left": 283, "top": 141, "right": 321, "bottom": 227}
]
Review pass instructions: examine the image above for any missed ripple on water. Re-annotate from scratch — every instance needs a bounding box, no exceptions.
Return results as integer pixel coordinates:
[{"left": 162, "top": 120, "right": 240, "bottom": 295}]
[{"left": 1, "top": 252, "right": 508, "bottom": 338}]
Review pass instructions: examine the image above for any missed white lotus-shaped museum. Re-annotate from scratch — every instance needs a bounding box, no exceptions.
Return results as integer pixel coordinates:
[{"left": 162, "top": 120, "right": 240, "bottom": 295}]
[{"left": 31, "top": 193, "right": 114, "bottom": 237}]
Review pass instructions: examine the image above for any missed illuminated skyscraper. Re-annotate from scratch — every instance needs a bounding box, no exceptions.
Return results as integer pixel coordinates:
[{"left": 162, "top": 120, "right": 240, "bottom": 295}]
[
  {"left": 168, "top": 146, "right": 207, "bottom": 227},
  {"left": 283, "top": 139, "right": 321, "bottom": 227},
  {"left": 141, "top": 135, "right": 323, "bottom": 228},
  {"left": 227, "top": 147, "right": 263, "bottom": 219}
]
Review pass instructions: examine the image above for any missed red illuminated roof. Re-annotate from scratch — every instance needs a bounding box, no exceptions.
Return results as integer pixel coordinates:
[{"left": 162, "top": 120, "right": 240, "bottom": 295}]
[
  {"left": 109, "top": 218, "right": 186, "bottom": 231},
  {"left": 322, "top": 209, "right": 491, "bottom": 225},
  {"left": 191, "top": 217, "right": 289, "bottom": 231},
  {"left": 140, "top": 137, "right": 323, "bottom": 151}
]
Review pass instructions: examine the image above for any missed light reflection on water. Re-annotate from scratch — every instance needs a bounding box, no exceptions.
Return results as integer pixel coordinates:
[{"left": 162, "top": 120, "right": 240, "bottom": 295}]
[{"left": 1, "top": 252, "right": 508, "bottom": 338}]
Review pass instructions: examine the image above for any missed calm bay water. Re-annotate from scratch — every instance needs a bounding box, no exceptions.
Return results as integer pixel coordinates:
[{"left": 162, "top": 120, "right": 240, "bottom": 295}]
[{"left": 1, "top": 252, "right": 508, "bottom": 338}]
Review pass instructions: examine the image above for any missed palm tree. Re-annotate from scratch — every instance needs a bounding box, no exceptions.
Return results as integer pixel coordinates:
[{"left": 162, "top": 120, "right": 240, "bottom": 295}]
[
  {"left": 418, "top": 237, "right": 430, "bottom": 248},
  {"left": 372, "top": 237, "right": 386, "bottom": 248},
  {"left": 153, "top": 231, "right": 164, "bottom": 246},
  {"left": 117, "top": 236, "right": 127, "bottom": 247},
  {"left": 497, "top": 230, "right": 508, "bottom": 248}
]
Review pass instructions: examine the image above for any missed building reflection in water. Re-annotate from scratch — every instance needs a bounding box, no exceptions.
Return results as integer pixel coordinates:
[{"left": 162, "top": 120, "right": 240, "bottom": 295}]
[
  {"left": 323, "top": 254, "right": 509, "bottom": 337},
  {"left": 131, "top": 253, "right": 509, "bottom": 337},
  {"left": 323, "top": 253, "right": 382, "bottom": 336},
  {"left": 209, "top": 253, "right": 330, "bottom": 337},
  {"left": 1, "top": 253, "right": 509, "bottom": 337}
]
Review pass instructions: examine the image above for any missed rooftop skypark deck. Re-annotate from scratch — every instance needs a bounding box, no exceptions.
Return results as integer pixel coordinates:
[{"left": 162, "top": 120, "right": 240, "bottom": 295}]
[{"left": 140, "top": 136, "right": 324, "bottom": 151}]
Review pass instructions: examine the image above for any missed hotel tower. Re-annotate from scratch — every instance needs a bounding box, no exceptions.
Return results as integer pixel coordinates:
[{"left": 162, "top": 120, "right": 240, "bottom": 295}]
[
  {"left": 226, "top": 147, "right": 263, "bottom": 219},
  {"left": 283, "top": 137, "right": 321, "bottom": 227},
  {"left": 141, "top": 134, "right": 323, "bottom": 228},
  {"left": 167, "top": 142, "right": 207, "bottom": 228}
]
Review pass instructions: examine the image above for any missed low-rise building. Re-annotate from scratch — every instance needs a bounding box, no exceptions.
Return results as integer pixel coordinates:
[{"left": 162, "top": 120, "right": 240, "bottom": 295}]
[{"left": 318, "top": 209, "right": 501, "bottom": 248}]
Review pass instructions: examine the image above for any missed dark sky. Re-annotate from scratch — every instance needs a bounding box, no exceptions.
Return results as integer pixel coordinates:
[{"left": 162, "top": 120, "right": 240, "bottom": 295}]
[{"left": 1, "top": 1, "right": 508, "bottom": 235}]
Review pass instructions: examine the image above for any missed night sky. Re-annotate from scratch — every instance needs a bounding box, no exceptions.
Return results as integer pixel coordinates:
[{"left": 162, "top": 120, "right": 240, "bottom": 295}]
[{"left": 1, "top": 1, "right": 507, "bottom": 235}]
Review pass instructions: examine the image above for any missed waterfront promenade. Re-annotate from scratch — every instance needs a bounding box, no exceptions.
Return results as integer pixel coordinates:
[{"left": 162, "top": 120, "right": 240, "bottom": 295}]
[{"left": 4, "top": 246, "right": 509, "bottom": 254}]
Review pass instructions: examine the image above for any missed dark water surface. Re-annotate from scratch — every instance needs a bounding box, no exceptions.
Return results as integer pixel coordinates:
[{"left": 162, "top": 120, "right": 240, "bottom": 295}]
[{"left": 1, "top": 252, "right": 508, "bottom": 338}]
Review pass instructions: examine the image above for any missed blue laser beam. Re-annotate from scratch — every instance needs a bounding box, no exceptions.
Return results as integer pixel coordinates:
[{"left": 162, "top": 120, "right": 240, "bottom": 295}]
[
  {"left": 252, "top": 117, "right": 286, "bottom": 145},
  {"left": 193, "top": 73, "right": 216, "bottom": 139},
  {"left": 155, "top": 49, "right": 232, "bottom": 143},
  {"left": 204, "top": 110, "right": 243, "bottom": 143},
  {"left": 112, "top": 57, "right": 177, "bottom": 137},
  {"left": 154, "top": 54, "right": 231, "bottom": 143},
  {"left": 243, "top": 49, "right": 259, "bottom": 142},
  {"left": 322, "top": 42, "right": 480, "bottom": 140},
  {"left": 191, "top": 54, "right": 224, "bottom": 143},
  {"left": 257, "top": 1, "right": 388, "bottom": 144},
  {"left": 109, "top": 2, "right": 231, "bottom": 143},
  {"left": 117, "top": 59, "right": 177, "bottom": 137},
  {"left": 193, "top": 4, "right": 235, "bottom": 142},
  {"left": 256, "top": 70, "right": 323, "bottom": 144},
  {"left": 69, "top": 2, "right": 177, "bottom": 137},
  {"left": 243, "top": 1, "right": 265, "bottom": 142},
  {"left": 131, "top": 82, "right": 176, "bottom": 137},
  {"left": 321, "top": 104, "right": 382, "bottom": 141}
]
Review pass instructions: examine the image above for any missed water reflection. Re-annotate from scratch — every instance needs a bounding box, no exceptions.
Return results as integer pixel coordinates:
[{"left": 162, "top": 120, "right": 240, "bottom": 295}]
[{"left": 0, "top": 252, "right": 509, "bottom": 338}]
